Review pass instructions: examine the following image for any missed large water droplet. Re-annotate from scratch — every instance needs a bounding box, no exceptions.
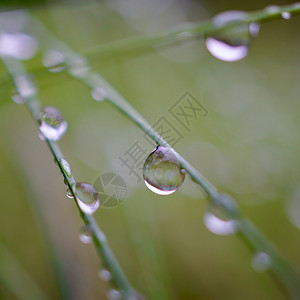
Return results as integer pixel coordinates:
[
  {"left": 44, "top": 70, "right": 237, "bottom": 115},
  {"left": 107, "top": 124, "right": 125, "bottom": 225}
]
[
  {"left": 0, "top": 32, "right": 38, "bottom": 60},
  {"left": 91, "top": 87, "right": 107, "bottom": 101},
  {"left": 74, "top": 182, "right": 100, "bottom": 215},
  {"left": 204, "top": 194, "right": 239, "bottom": 235},
  {"left": 39, "top": 106, "right": 68, "bottom": 141},
  {"left": 206, "top": 11, "right": 257, "bottom": 62},
  {"left": 43, "top": 50, "right": 66, "bottom": 73},
  {"left": 143, "top": 146, "right": 185, "bottom": 195},
  {"left": 98, "top": 269, "right": 111, "bottom": 281},
  {"left": 251, "top": 252, "right": 272, "bottom": 272},
  {"left": 79, "top": 225, "right": 93, "bottom": 244},
  {"left": 107, "top": 289, "right": 122, "bottom": 300}
]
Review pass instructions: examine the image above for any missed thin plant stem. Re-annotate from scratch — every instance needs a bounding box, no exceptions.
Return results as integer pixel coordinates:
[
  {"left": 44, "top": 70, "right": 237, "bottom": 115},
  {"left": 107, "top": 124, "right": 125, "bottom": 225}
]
[
  {"left": 1, "top": 57, "right": 137, "bottom": 300},
  {"left": 81, "top": 3, "right": 300, "bottom": 59}
]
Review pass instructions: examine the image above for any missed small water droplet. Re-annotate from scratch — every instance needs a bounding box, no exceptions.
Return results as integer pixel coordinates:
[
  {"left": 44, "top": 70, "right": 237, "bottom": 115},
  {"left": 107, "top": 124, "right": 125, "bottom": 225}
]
[
  {"left": 15, "top": 74, "right": 36, "bottom": 98},
  {"left": 251, "top": 252, "right": 272, "bottom": 272},
  {"left": 91, "top": 87, "right": 107, "bottom": 101},
  {"left": 143, "top": 146, "right": 185, "bottom": 195},
  {"left": 60, "top": 158, "right": 72, "bottom": 177},
  {"left": 249, "top": 22, "right": 260, "bottom": 37},
  {"left": 204, "top": 195, "right": 239, "bottom": 236},
  {"left": 98, "top": 269, "right": 111, "bottom": 281},
  {"left": 206, "top": 11, "right": 256, "bottom": 62},
  {"left": 281, "top": 12, "right": 291, "bottom": 20},
  {"left": 265, "top": 5, "right": 280, "bottom": 13},
  {"left": 74, "top": 182, "right": 100, "bottom": 215},
  {"left": 11, "top": 92, "right": 26, "bottom": 104},
  {"left": 43, "top": 50, "right": 66, "bottom": 73},
  {"left": 38, "top": 131, "right": 45, "bottom": 141},
  {"left": 66, "top": 188, "right": 74, "bottom": 198},
  {"left": 69, "top": 57, "right": 90, "bottom": 78},
  {"left": 39, "top": 106, "right": 68, "bottom": 141},
  {"left": 107, "top": 289, "right": 122, "bottom": 300},
  {"left": 79, "top": 225, "right": 93, "bottom": 244},
  {"left": 0, "top": 32, "right": 38, "bottom": 60}
]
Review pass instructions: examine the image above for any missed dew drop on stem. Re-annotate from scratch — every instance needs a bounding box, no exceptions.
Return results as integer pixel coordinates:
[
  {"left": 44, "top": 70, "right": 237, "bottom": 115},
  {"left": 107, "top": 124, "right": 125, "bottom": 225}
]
[
  {"left": 98, "top": 269, "right": 111, "bottom": 281},
  {"left": 205, "top": 11, "right": 259, "bottom": 62},
  {"left": 204, "top": 194, "right": 239, "bottom": 236},
  {"left": 39, "top": 106, "right": 68, "bottom": 141},
  {"left": 251, "top": 252, "right": 272, "bottom": 272},
  {"left": 74, "top": 182, "right": 100, "bottom": 215},
  {"left": 43, "top": 50, "right": 66, "bottom": 73},
  {"left": 79, "top": 225, "right": 93, "bottom": 244},
  {"left": 107, "top": 289, "right": 122, "bottom": 300},
  {"left": 91, "top": 86, "right": 107, "bottom": 101},
  {"left": 66, "top": 188, "right": 74, "bottom": 199},
  {"left": 143, "top": 146, "right": 185, "bottom": 195}
]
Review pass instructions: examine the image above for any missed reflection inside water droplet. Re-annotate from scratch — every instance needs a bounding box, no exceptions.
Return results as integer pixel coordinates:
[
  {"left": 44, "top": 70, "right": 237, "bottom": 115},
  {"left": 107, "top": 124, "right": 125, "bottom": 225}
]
[
  {"left": 251, "top": 252, "right": 272, "bottom": 272},
  {"left": 79, "top": 225, "right": 92, "bottom": 244},
  {"left": 205, "top": 11, "right": 258, "bottom": 62},
  {"left": 143, "top": 146, "right": 185, "bottom": 195},
  {"left": 74, "top": 182, "right": 100, "bottom": 215},
  {"left": 39, "top": 106, "right": 67, "bottom": 141},
  {"left": 98, "top": 269, "right": 111, "bottom": 281}
]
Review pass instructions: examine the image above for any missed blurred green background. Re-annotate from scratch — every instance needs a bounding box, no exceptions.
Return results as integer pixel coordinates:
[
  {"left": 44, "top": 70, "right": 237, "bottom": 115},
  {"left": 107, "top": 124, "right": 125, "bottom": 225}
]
[{"left": 0, "top": 0, "right": 300, "bottom": 299}]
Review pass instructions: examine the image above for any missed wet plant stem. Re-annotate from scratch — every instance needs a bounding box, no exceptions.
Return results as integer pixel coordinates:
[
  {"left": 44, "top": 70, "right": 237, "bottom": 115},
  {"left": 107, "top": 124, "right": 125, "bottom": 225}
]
[
  {"left": 1, "top": 56, "right": 136, "bottom": 299},
  {"left": 82, "top": 3, "right": 300, "bottom": 59}
]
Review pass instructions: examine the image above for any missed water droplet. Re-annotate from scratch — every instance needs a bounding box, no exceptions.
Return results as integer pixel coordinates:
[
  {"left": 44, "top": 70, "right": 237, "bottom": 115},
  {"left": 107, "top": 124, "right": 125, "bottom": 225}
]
[
  {"left": 98, "top": 269, "right": 111, "bottom": 281},
  {"left": 43, "top": 50, "right": 66, "bottom": 73},
  {"left": 249, "top": 22, "right": 260, "bottom": 37},
  {"left": 11, "top": 92, "right": 26, "bottom": 104},
  {"left": 265, "top": 5, "right": 280, "bottom": 13},
  {"left": 91, "top": 87, "right": 107, "bottom": 101},
  {"left": 74, "top": 182, "right": 100, "bottom": 215},
  {"left": 38, "top": 131, "right": 45, "bottom": 141},
  {"left": 251, "top": 252, "right": 272, "bottom": 272},
  {"left": 107, "top": 289, "right": 122, "bottom": 300},
  {"left": 204, "top": 194, "right": 239, "bottom": 236},
  {"left": 281, "top": 12, "right": 291, "bottom": 20},
  {"left": 79, "top": 225, "right": 93, "bottom": 244},
  {"left": 39, "top": 106, "right": 68, "bottom": 141},
  {"left": 66, "top": 188, "right": 74, "bottom": 198},
  {"left": 69, "top": 57, "right": 90, "bottom": 78},
  {"left": 60, "top": 158, "right": 72, "bottom": 177},
  {"left": 206, "top": 11, "right": 256, "bottom": 62},
  {"left": 0, "top": 32, "right": 38, "bottom": 60},
  {"left": 143, "top": 146, "right": 185, "bottom": 195},
  {"left": 15, "top": 74, "right": 36, "bottom": 98}
]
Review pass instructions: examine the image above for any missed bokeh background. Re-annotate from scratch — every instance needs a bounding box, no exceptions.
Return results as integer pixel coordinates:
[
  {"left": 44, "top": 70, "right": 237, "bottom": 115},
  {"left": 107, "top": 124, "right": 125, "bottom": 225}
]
[{"left": 0, "top": 0, "right": 300, "bottom": 299}]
